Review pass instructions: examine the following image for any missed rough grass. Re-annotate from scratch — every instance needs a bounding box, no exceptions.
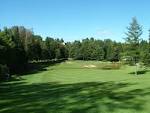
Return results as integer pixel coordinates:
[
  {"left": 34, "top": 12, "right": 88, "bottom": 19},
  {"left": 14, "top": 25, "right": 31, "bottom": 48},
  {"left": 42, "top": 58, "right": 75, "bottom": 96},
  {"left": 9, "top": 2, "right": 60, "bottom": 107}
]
[{"left": 0, "top": 60, "right": 150, "bottom": 113}]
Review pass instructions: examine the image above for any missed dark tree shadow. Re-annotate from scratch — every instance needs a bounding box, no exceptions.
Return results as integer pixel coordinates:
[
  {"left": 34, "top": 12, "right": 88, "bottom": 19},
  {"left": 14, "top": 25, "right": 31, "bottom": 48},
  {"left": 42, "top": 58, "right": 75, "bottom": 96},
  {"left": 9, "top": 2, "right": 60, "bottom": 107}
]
[
  {"left": 129, "top": 69, "right": 149, "bottom": 75},
  {"left": 0, "top": 81, "right": 149, "bottom": 113},
  {"left": 18, "top": 59, "right": 66, "bottom": 76}
]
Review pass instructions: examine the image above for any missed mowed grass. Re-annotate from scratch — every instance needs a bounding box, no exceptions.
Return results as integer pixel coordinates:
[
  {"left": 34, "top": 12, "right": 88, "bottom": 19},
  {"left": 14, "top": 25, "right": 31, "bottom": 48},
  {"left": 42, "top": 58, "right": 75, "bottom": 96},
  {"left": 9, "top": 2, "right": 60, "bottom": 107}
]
[{"left": 0, "top": 61, "right": 150, "bottom": 113}]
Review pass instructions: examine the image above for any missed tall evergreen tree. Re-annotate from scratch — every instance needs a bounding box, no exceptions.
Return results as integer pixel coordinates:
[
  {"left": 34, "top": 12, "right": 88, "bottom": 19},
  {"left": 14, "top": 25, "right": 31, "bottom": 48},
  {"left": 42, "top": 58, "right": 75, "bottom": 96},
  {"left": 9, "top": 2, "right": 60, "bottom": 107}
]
[{"left": 125, "top": 17, "right": 142, "bottom": 75}]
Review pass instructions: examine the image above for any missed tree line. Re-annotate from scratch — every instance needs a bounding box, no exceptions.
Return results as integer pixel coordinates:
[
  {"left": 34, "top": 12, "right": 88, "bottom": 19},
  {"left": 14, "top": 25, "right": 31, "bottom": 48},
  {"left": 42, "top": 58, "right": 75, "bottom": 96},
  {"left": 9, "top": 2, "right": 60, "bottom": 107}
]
[
  {"left": 67, "top": 17, "right": 150, "bottom": 66},
  {"left": 0, "top": 26, "right": 68, "bottom": 79},
  {"left": 0, "top": 17, "right": 150, "bottom": 80}
]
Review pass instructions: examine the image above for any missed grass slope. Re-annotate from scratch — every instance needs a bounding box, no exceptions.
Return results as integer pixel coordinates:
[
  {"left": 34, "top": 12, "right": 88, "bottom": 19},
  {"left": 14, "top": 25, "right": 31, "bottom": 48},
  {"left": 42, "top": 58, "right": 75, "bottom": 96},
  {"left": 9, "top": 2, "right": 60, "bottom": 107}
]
[{"left": 0, "top": 61, "right": 150, "bottom": 113}]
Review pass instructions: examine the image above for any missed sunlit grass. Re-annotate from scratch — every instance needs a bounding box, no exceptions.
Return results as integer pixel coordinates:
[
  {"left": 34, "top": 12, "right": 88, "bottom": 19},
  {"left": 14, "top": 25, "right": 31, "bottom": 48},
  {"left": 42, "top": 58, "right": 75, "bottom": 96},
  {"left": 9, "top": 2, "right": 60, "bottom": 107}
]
[{"left": 0, "top": 61, "right": 150, "bottom": 113}]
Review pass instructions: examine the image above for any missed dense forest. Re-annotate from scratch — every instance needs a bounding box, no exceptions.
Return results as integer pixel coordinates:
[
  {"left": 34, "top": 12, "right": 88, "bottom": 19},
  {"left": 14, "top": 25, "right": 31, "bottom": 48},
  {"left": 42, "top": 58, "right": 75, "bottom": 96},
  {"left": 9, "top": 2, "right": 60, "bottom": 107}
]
[{"left": 0, "top": 17, "right": 150, "bottom": 80}]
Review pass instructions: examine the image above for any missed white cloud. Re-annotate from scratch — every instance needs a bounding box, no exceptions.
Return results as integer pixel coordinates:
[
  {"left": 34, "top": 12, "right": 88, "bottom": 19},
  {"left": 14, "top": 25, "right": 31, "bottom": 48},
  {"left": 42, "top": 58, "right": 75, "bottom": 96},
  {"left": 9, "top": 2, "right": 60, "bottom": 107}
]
[{"left": 96, "top": 29, "right": 114, "bottom": 38}]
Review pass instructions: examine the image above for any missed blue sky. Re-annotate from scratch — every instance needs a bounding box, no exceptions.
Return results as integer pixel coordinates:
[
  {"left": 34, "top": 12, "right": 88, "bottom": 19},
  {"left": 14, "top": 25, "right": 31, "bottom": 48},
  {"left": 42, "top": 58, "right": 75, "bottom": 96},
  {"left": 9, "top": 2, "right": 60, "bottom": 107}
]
[{"left": 0, "top": 0, "right": 150, "bottom": 42}]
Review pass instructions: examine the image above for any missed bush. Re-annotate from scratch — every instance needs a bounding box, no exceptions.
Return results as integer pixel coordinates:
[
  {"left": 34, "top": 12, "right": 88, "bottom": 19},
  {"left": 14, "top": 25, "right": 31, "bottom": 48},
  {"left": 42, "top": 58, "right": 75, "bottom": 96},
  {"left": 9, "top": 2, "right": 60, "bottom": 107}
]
[
  {"left": 0, "top": 64, "right": 10, "bottom": 80},
  {"left": 121, "top": 56, "right": 135, "bottom": 66}
]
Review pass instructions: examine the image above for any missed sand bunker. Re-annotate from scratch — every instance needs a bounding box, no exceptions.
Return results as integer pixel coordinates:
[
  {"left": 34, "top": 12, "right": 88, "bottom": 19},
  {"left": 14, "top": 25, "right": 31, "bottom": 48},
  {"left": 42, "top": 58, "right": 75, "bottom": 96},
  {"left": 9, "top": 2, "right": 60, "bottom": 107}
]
[{"left": 83, "top": 65, "right": 97, "bottom": 68}]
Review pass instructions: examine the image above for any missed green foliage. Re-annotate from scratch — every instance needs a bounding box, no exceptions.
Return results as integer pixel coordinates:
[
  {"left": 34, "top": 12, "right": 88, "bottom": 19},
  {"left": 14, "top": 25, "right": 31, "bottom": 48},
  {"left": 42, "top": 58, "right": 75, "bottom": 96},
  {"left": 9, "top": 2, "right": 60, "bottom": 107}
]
[
  {"left": 55, "top": 49, "right": 61, "bottom": 59},
  {"left": 141, "top": 30, "right": 150, "bottom": 66},
  {"left": 1, "top": 17, "right": 150, "bottom": 78},
  {"left": 68, "top": 38, "right": 121, "bottom": 61},
  {"left": 142, "top": 51, "right": 150, "bottom": 66},
  {"left": 124, "top": 17, "right": 142, "bottom": 65},
  {"left": 125, "top": 17, "right": 142, "bottom": 45},
  {"left": 0, "top": 64, "right": 9, "bottom": 80},
  {"left": 0, "top": 26, "right": 68, "bottom": 75}
]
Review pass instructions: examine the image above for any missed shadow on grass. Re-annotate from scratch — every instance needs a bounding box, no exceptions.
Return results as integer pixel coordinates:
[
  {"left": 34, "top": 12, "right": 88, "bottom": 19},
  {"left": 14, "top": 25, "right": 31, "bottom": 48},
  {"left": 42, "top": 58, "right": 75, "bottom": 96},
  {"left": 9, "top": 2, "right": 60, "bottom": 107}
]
[
  {"left": 0, "top": 81, "right": 149, "bottom": 113},
  {"left": 129, "top": 70, "right": 149, "bottom": 75},
  {"left": 18, "top": 59, "right": 66, "bottom": 76}
]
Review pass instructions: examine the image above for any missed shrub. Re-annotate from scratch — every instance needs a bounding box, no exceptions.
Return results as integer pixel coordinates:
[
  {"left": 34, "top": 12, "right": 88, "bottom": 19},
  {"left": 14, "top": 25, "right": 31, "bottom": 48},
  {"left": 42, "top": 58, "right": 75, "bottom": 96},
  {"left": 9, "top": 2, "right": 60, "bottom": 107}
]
[{"left": 122, "top": 56, "right": 135, "bottom": 66}]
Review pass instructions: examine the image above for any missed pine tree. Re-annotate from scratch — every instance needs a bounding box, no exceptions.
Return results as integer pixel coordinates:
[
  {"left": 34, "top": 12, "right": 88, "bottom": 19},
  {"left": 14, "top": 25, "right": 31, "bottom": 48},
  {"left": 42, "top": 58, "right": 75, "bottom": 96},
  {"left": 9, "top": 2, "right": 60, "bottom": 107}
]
[{"left": 125, "top": 17, "right": 142, "bottom": 75}]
